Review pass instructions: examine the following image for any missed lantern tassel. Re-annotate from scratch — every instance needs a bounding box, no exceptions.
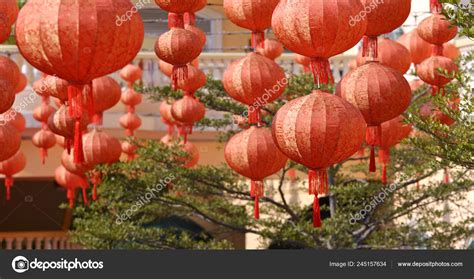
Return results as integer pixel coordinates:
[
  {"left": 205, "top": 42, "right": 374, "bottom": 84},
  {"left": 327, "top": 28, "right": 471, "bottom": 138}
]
[
  {"left": 67, "top": 189, "right": 75, "bottom": 208},
  {"left": 310, "top": 58, "right": 334, "bottom": 87},
  {"left": 313, "top": 195, "right": 321, "bottom": 228},
  {"left": 82, "top": 187, "right": 89, "bottom": 205},
  {"left": 5, "top": 176, "right": 13, "bottom": 201},
  {"left": 369, "top": 146, "right": 376, "bottom": 173},
  {"left": 40, "top": 148, "right": 47, "bottom": 165},
  {"left": 362, "top": 35, "right": 378, "bottom": 60},
  {"left": 254, "top": 197, "right": 260, "bottom": 219},
  {"left": 444, "top": 168, "right": 450, "bottom": 184},
  {"left": 308, "top": 169, "right": 329, "bottom": 196},
  {"left": 248, "top": 106, "right": 261, "bottom": 125},
  {"left": 172, "top": 65, "right": 188, "bottom": 91},
  {"left": 73, "top": 120, "right": 84, "bottom": 163},
  {"left": 382, "top": 164, "right": 387, "bottom": 184}
]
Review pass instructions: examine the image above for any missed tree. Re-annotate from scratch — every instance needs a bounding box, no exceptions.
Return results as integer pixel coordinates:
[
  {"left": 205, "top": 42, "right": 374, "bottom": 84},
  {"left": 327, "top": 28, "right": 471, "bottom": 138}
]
[{"left": 69, "top": 6, "right": 474, "bottom": 250}]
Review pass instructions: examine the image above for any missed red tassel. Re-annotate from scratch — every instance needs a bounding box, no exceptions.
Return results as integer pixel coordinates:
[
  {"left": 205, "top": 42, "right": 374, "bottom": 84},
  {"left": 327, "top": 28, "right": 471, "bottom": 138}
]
[
  {"left": 369, "top": 145, "right": 376, "bottom": 173},
  {"left": 5, "top": 177, "right": 13, "bottom": 201},
  {"left": 382, "top": 164, "right": 387, "bottom": 184},
  {"left": 313, "top": 196, "right": 321, "bottom": 228},
  {"left": 254, "top": 197, "right": 260, "bottom": 219},
  {"left": 40, "top": 148, "right": 47, "bottom": 165},
  {"left": 362, "top": 35, "right": 378, "bottom": 59},
  {"left": 67, "top": 189, "right": 75, "bottom": 208},
  {"left": 73, "top": 120, "right": 84, "bottom": 163},
  {"left": 91, "top": 171, "right": 102, "bottom": 201},
  {"left": 310, "top": 58, "right": 334, "bottom": 87},
  {"left": 172, "top": 65, "right": 188, "bottom": 91},
  {"left": 82, "top": 187, "right": 89, "bottom": 205},
  {"left": 308, "top": 169, "right": 329, "bottom": 195},
  {"left": 248, "top": 106, "right": 261, "bottom": 125},
  {"left": 444, "top": 168, "right": 450, "bottom": 184},
  {"left": 430, "top": 0, "right": 442, "bottom": 13},
  {"left": 366, "top": 126, "right": 382, "bottom": 146}
]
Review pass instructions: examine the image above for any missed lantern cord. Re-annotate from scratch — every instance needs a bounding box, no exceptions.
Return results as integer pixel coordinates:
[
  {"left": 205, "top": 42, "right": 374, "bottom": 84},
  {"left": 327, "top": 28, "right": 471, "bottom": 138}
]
[
  {"left": 369, "top": 146, "right": 376, "bottom": 173},
  {"left": 310, "top": 58, "right": 334, "bottom": 88},
  {"left": 430, "top": 0, "right": 443, "bottom": 13},
  {"left": 308, "top": 169, "right": 329, "bottom": 196},
  {"left": 125, "top": 128, "right": 134, "bottom": 137},
  {"left": 40, "top": 148, "right": 48, "bottom": 165},
  {"left": 251, "top": 31, "right": 265, "bottom": 50},
  {"left": 168, "top": 13, "right": 184, "bottom": 29},
  {"left": 73, "top": 120, "right": 85, "bottom": 163},
  {"left": 444, "top": 168, "right": 450, "bottom": 184},
  {"left": 91, "top": 171, "right": 102, "bottom": 201},
  {"left": 248, "top": 106, "right": 261, "bottom": 125},
  {"left": 127, "top": 105, "right": 136, "bottom": 113},
  {"left": 65, "top": 138, "right": 72, "bottom": 155},
  {"left": 67, "top": 189, "right": 75, "bottom": 208},
  {"left": 313, "top": 195, "right": 321, "bottom": 228},
  {"left": 254, "top": 197, "right": 260, "bottom": 219},
  {"left": 382, "top": 164, "right": 388, "bottom": 184},
  {"left": 362, "top": 36, "right": 378, "bottom": 60},
  {"left": 172, "top": 65, "right": 188, "bottom": 91},
  {"left": 5, "top": 177, "right": 13, "bottom": 201}
]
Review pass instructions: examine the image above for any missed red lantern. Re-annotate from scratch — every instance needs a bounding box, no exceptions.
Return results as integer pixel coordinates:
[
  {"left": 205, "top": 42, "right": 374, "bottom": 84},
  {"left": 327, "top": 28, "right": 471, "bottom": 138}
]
[
  {"left": 0, "top": 55, "right": 20, "bottom": 85},
  {"left": 272, "top": 91, "right": 366, "bottom": 227},
  {"left": 61, "top": 149, "right": 93, "bottom": 176},
  {"left": 0, "top": 0, "right": 19, "bottom": 25},
  {"left": 184, "top": 14, "right": 206, "bottom": 48},
  {"left": 180, "top": 141, "right": 200, "bottom": 168},
  {"left": 360, "top": 0, "right": 411, "bottom": 58},
  {"left": 223, "top": 53, "right": 286, "bottom": 123},
  {"left": 398, "top": 29, "right": 434, "bottom": 65},
  {"left": 55, "top": 166, "right": 89, "bottom": 207},
  {"left": 35, "top": 75, "right": 69, "bottom": 101},
  {"left": 378, "top": 116, "right": 412, "bottom": 184},
  {"left": 82, "top": 129, "right": 122, "bottom": 165},
  {"left": 33, "top": 102, "right": 56, "bottom": 123},
  {"left": 160, "top": 101, "right": 176, "bottom": 126},
  {"left": 339, "top": 62, "right": 411, "bottom": 172},
  {"left": 225, "top": 126, "right": 288, "bottom": 218},
  {"left": 92, "top": 76, "right": 122, "bottom": 124},
  {"left": 443, "top": 43, "right": 460, "bottom": 60},
  {"left": 0, "top": 151, "right": 26, "bottom": 201},
  {"left": 120, "top": 64, "right": 143, "bottom": 86},
  {"left": 171, "top": 94, "right": 205, "bottom": 140},
  {"left": 420, "top": 100, "right": 456, "bottom": 126},
  {"left": 154, "top": 20, "right": 202, "bottom": 89},
  {"left": 357, "top": 38, "right": 411, "bottom": 74},
  {"left": 119, "top": 112, "right": 142, "bottom": 136},
  {"left": 1, "top": 110, "right": 26, "bottom": 132},
  {"left": 0, "top": 124, "right": 21, "bottom": 161},
  {"left": 121, "top": 88, "right": 143, "bottom": 108},
  {"left": 417, "top": 14, "right": 458, "bottom": 46},
  {"left": 416, "top": 56, "right": 458, "bottom": 94},
  {"left": 257, "top": 39, "right": 284, "bottom": 60},
  {"left": 176, "top": 65, "right": 206, "bottom": 93},
  {"left": 14, "top": 73, "right": 27, "bottom": 94},
  {"left": 0, "top": 79, "right": 15, "bottom": 114},
  {"left": 154, "top": 0, "right": 203, "bottom": 14},
  {"left": 32, "top": 129, "right": 57, "bottom": 164},
  {"left": 272, "top": 0, "right": 367, "bottom": 84},
  {"left": 224, "top": 0, "right": 280, "bottom": 48}
]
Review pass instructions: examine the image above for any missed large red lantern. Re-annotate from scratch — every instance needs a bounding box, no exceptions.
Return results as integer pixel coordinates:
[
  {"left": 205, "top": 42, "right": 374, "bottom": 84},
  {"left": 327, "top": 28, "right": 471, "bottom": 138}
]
[
  {"left": 417, "top": 14, "right": 458, "bottom": 46},
  {"left": 224, "top": 0, "right": 279, "bottom": 48},
  {"left": 357, "top": 38, "right": 411, "bottom": 74},
  {"left": 339, "top": 62, "right": 411, "bottom": 172},
  {"left": 272, "top": 0, "right": 367, "bottom": 85},
  {"left": 92, "top": 76, "right": 121, "bottom": 124},
  {"left": 360, "top": 0, "right": 411, "bottom": 58},
  {"left": 32, "top": 129, "right": 57, "bottom": 164},
  {"left": 272, "top": 91, "right": 366, "bottom": 227},
  {"left": 0, "top": 124, "right": 21, "bottom": 162},
  {"left": 225, "top": 126, "right": 288, "bottom": 218},
  {"left": 398, "top": 30, "right": 433, "bottom": 65},
  {"left": 223, "top": 52, "right": 286, "bottom": 123},
  {"left": 0, "top": 151, "right": 26, "bottom": 201}
]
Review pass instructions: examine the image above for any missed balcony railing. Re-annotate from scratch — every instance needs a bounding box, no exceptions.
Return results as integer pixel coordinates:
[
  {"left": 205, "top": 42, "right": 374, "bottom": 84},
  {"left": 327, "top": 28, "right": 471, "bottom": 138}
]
[{"left": 0, "top": 231, "right": 80, "bottom": 250}]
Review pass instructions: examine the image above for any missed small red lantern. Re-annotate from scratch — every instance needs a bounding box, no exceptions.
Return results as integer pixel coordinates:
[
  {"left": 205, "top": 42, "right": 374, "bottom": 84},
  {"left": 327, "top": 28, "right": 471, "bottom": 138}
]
[
  {"left": 92, "top": 76, "right": 122, "bottom": 124},
  {"left": 0, "top": 124, "right": 21, "bottom": 162},
  {"left": 398, "top": 29, "right": 433, "bottom": 65},
  {"left": 14, "top": 73, "right": 27, "bottom": 94},
  {"left": 0, "top": 151, "right": 26, "bottom": 201},
  {"left": 119, "top": 112, "right": 142, "bottom": 136},
  {"left": 121, "top": 88, "right": 143, "bottom": 108},
  {"left": 61, "top": 149, "right": 93, "bottom": 176},
  {"left": 180, "top": 141, "right": 200, "bottom": 168},
  {"left": 443, "top": 43, "right": 460, "bottom": 60},
  {"left": 120, "top": 64, "right": 143, "bottom": 86},
  {"left": 32, "top": 129, "right": 56, "bottom": 164},
  {"left": 257, "top": 39, "right": 284, "bottom": 60},
  {"left": 357, "top": 38, "right": 411, "bottom": 74},
  {"left": 417, "top": 14, "right": 458, "bottom": 46},
  {"left": 417, "top": 56, "right": 458, "bottom": 95},
  {"left": 0, "top": 79, "right": 15, "bottom": 114},
  {"left": 171, "top": 94, "right": 205, "bottom": 138}
]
